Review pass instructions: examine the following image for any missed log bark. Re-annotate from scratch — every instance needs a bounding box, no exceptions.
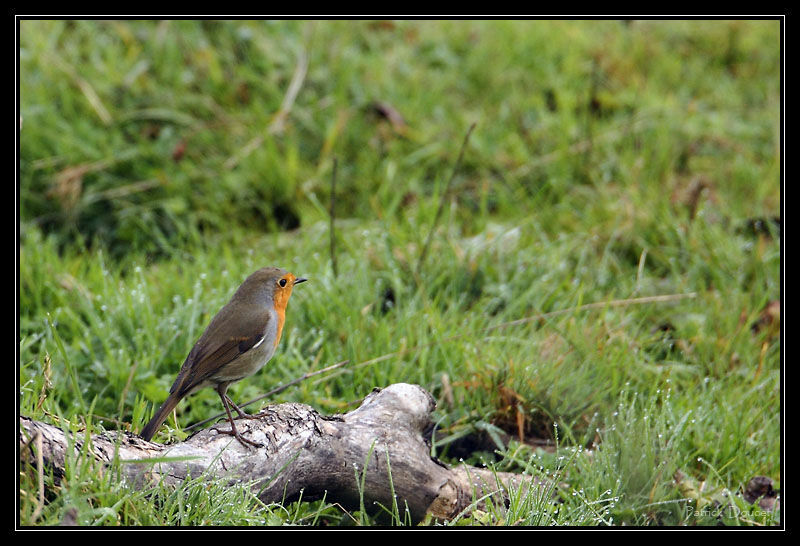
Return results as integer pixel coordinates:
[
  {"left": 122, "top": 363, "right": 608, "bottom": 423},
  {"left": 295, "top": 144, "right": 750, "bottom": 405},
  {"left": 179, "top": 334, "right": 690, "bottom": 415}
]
[{"left": 19, "top": 383, "right": 545, "bottom": 522}]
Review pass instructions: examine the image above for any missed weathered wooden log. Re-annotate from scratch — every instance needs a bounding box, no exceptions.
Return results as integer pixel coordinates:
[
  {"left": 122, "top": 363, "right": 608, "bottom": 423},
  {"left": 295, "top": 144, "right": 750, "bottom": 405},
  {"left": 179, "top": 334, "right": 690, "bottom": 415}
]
[{"left": 19, "top": 383, "right": 545, "bottom": 522}]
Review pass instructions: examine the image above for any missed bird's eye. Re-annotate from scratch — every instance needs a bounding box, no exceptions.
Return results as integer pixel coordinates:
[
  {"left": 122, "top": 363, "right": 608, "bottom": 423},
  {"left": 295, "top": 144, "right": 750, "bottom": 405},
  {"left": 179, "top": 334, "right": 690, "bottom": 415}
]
[{"left": 279, "top": 278, "right": 287, "bottom": 287}]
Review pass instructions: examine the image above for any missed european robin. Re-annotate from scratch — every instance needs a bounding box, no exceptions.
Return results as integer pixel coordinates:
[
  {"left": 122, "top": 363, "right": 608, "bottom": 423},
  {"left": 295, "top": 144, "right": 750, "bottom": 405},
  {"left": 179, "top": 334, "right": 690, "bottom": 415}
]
[{"left": 140, "top": 267, "right": 307, "bottom": 447}]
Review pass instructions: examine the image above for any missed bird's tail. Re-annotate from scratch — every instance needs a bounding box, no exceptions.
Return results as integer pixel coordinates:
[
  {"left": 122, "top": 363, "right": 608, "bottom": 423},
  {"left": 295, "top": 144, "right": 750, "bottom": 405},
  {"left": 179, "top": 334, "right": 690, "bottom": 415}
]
[{"left": 140, "top": 394, "right": 182, "bottom": 442}]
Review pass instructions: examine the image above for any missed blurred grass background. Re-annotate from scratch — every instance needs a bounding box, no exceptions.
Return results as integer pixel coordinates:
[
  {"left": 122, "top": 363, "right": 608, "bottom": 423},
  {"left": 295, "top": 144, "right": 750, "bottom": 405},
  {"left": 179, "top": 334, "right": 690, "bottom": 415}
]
[{"left": 18, "top": 19, "right": 781, "bottom": 526}]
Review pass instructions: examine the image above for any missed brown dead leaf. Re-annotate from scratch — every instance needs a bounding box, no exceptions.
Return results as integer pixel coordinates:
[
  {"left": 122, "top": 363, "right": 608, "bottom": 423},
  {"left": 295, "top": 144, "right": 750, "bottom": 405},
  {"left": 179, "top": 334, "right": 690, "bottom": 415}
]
[
  {"left": 401, "top": 191, "right": 417, "bottom": 207},
  {"left": 671, "top": 176, "right": 713, "bottom": 220},
  {"left": 743, "top": 476, "right": 779, "bottom": 512},
  {"left": 738, "top": 308, "right": 749, "bottom": 327},
  {"left": 368, "top": 21, "right": 396, "bottom": 31},
  {"left": 752, "top": 300, "right": 780, "bottom": 337},
  {"left": 236, "top": 81, "right": 251, "bottom": 105},
  {"left": 370, "top": 101, "right": 408, "bottom": 134},
  {"left": 172, "top": 139, "right": 187, "bottom": 162},
  {"left": 48, "top": 165, "right": 90, "bottom": 210},
  {"left": 515, "top": 404, "right": 525, "bottom": 443}
]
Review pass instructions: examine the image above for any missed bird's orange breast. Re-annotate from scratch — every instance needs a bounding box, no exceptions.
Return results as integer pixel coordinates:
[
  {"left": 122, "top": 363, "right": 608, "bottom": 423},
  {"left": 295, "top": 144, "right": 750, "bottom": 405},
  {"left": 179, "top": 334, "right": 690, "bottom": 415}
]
[
  {"left": 272, "top": 285, "right": 293, "bottom": 348},
  {"left": 273, "top": 306, "right": 286, "bottom": 349}
]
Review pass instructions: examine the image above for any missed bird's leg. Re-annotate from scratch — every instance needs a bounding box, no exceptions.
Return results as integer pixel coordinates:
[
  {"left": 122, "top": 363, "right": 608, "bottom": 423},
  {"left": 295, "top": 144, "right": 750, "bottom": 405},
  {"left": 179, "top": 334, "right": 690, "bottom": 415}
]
[
  {"left": 215, "top": 384, "right": 263, "bottom": 449},
  {"left": 224, "top": 394, "right": 249, "bottom": 418},
  {"left": 224, "top": 394, "right": 261, "bottom": 420}
]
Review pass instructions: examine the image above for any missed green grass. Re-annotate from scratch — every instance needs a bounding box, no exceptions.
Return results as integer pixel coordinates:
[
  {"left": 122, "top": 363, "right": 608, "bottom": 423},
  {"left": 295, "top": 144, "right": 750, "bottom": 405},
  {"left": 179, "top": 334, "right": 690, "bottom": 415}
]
[{"left": 18, "top": 19, "right": 781, "bottom": 526}]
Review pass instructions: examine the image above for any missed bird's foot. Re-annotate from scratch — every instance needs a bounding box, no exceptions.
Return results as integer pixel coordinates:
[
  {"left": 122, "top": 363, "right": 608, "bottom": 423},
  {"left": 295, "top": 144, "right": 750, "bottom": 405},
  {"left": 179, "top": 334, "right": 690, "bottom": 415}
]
[{"left": 217, "top": 427, "right": 263, "bottom": 449}]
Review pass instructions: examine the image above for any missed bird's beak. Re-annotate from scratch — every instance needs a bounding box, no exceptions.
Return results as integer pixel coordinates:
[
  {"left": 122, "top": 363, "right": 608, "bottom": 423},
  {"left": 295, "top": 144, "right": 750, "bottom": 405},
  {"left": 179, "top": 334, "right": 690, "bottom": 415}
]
[{"left": 293, "top": 277, "right": 308, "bottom": 285}]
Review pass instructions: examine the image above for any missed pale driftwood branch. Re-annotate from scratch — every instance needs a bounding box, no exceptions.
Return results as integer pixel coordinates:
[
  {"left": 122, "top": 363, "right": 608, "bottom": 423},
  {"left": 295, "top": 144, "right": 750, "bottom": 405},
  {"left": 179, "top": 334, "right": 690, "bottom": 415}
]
[{"left": 18, "top": 383, "right": 546, "bottom": 522}]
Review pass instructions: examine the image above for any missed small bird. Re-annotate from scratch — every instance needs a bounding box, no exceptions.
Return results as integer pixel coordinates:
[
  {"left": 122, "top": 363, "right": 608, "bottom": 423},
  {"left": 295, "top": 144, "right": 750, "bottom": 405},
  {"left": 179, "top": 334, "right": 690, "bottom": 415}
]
[{"left": 140, "top": 267, "right": 307, "bottom": 447}]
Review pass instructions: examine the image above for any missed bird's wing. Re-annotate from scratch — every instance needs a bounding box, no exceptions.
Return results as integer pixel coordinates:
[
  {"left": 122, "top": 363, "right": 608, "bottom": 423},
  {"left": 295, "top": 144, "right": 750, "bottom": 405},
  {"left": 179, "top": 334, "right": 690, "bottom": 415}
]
[{"left": 170, "top": 303, "right": 271, "bottom": 396}]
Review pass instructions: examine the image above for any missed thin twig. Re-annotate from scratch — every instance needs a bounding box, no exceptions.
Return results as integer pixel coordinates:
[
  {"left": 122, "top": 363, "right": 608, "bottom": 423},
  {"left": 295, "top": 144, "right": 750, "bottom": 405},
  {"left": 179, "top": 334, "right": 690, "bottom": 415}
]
[
  {"left": 330, "top": 157, "right": 339, "bottom": 278},
  {"left": 184, "top": 292, "right": 695, "bottom": 433},
  {"left": 184, "top": 359, "right": 350, "bottom": 432},
  {"left": 482, "top": 292, "right": 698, "bottom": 333},
  {"left": 416, "top": 122, "right": 477, "bottom": 277}
]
